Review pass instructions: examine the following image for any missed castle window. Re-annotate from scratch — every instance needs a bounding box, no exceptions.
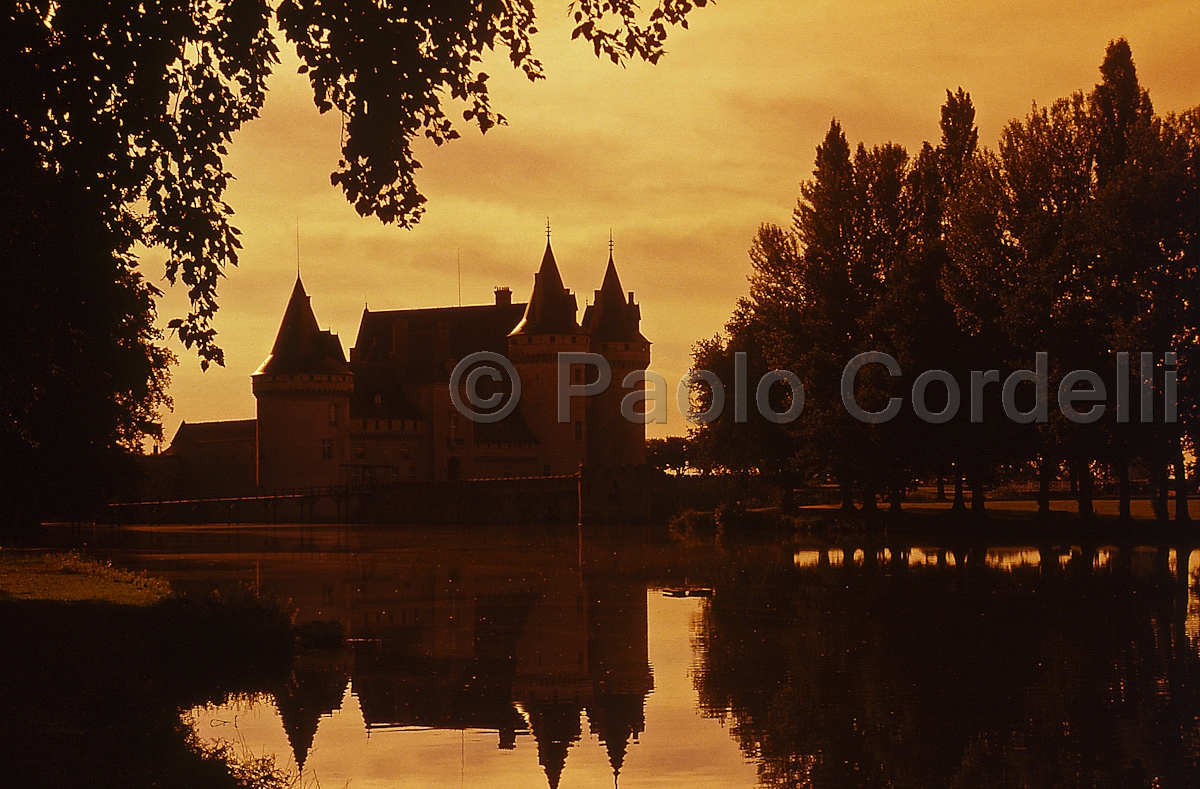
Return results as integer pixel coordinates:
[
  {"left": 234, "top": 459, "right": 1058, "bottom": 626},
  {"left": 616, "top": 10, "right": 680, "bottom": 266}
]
[
  {"left": 575, "top": 421, "right": 583, "bottom": 440},
  {"left": 449, "top": 415, "right": 459, "bottom": 443},
  {"left": 321, "top": 439, "right": 333, "bottom": 461},
  {"left": 354, "top": 443, "right": 366, "bottom": 461},
  {"left": 401, "top": 444, "right": 411, "bottom": 460},
  {"left": 328, "top": 403, "right": 338, "bottom": 426},
  {"left": 550, "top": 336, "right": 555, "bottom": 343},
  {"left": 374, "top": 419, "right": 381, "bottom": 430},
  {"left": 374, "top": 393, "right": 382, "bottom": 405},
  {"left": 543, "top": 465, "right": 551, "bottom": 476},
  {"left": 571, "top": 336, "right": 576, "bottom": 343},
  {"left": 573, "top": 368, "right": 582, "bottom": 384},
  {"left": 625, "top": 343, "right": 631, "bottom": 350}
]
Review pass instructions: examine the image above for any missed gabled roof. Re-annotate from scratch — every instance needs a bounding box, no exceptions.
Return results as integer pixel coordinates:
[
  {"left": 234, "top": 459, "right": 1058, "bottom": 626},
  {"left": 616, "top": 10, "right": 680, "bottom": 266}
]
[
  {"left": 354, "top": 302, "right": 527, "bottom": 363},
  {"left": 163, "top": 419, "right": 256, "bottom": 454},
  {"left": 352, "top": 300, "right": 528, "bottom": 389},
  {"left": 349, "top": 364, "right": 424, "bottom": 421},
  {"left": 255, "top": 276, "right": 350, "bottom": 376},
  {"left": 510, "top": 242, "right": 582, "bottom": 336},
  {"left": 581, "top": 254, "right": 647, "bottom": 343}
]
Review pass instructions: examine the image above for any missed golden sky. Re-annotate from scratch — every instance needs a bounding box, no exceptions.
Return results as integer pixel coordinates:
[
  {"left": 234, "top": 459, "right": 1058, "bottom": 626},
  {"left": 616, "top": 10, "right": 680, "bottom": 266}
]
[{"left": 154, "top": 0, "right": 1199, "bottom": 441}]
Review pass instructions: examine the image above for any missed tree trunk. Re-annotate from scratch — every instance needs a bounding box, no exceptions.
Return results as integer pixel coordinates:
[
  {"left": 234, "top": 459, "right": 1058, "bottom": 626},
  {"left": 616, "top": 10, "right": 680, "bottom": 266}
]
[
  {"left": 1037, "top": 453, "right": 1053, "bottom": 516},
  {"left": 1073, "top": 459, "right": 1094, "bottom": 521},
  {"left": 889, "top": 483, "right": 903, "bottom": 513},
  {"left": 839, "top": 473, "right": 856, "bottom": 512},
  {"left": 862, "top": 478, "right": 878, "bottom": 512},
  {"left": 952, "top": 466, "right": 965, "bottom": 511},
  {"left": 1153, "top": 456, "right": 1170, "bottom": 522},
  {"left": 1176, "top": 445, "right": 1192, "bottom": 523},
  {"left": 969, "top": 470, "right": 986, "bottom": 513},
  {"left": 779, "top": 473, "right": 796, "bottom": 514},
  {"left": 1117, "top": 459, "right": 1132, "bottom": 523}
]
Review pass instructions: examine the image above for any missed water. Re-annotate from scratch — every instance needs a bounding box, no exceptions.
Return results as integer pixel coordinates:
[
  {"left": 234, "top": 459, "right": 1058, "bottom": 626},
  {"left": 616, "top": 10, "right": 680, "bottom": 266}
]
[{"left": 55, "top": 523, "right": 1200, "bottom": 788}]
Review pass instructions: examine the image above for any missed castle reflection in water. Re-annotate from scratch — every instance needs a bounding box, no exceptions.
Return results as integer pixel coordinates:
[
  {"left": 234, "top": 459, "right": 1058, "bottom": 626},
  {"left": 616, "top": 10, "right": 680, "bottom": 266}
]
[{"left": 96, "top": 524, "right": 1200, "bottom": 788}]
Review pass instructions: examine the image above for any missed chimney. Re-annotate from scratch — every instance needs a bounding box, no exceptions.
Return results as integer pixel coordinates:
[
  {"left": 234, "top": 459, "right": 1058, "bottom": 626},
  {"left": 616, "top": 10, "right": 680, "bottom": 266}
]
[
  {"left": 628, "top": 291, "right": 635, "bottom": 305},
  {"left": 494, "top": 286, "right": 512, "bottom": 306},
  {"left": 390, "top": 318, "right": 410, "bottom": 368}
]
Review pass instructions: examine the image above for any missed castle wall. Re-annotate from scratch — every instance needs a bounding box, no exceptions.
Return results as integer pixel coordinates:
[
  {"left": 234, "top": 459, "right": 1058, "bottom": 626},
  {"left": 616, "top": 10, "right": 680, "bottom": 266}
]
[
  {"left": 347, "top": 416, "right": 427, "bottom": 484},
  {"left": 509, "top": 334, "right": 590, "bottom": 476},
  {"left": 254, "top": 373, "right": 353, "bottom": 491},
  {"left": 587, "top": 342, "right": 651, "bottom": 467}
]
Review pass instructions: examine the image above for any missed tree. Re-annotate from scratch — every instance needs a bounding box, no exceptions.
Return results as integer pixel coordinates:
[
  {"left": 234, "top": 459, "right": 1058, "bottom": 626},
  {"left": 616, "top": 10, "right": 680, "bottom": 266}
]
[
  {"left": 696, "top": 40, "right": 1197, "bottom": 525},
  {"left": 690, "top": 295, "right": 797, "bottom": 479},
  {"left": 0, "top": 0, "right": 708, "bottom": 533},
  {"left": 647, "top": 436, "right": 690, "bottom": 475}
]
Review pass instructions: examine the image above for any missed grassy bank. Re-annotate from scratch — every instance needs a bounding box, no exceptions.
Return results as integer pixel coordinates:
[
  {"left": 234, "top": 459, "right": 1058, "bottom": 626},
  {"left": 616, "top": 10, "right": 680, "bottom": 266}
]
[
  {"left": 0, "top": 550, "right": 169, "bottom": 604},
  {"left": 0, "top": 550, "right": 300, "bottom": 788}
]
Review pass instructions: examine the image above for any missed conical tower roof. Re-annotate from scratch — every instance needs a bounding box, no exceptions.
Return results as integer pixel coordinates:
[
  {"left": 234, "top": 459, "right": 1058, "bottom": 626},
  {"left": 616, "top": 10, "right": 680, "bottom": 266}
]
[
  {"left": 526, "top": 700, "right": 583, "bottom": 789},
  {"left": 255, "top": 276, "right": 350, "bottom": 375},
  {"left": 582, "top": 253, "right": 647, "bottom": 343},
  {"left": 587, "top": 693, "right": 646, "bottom": 783},
  {"left": 273, "top": 664, "right": 349, "bottom": 770},
  {"left": 510, "top": 242, "right": 581, "bottom": 336}
]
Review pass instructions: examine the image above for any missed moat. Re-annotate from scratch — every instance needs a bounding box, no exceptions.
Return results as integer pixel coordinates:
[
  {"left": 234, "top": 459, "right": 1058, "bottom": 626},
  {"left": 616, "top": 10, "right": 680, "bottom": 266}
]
[{"left": 39, "top": 522, "right": 1200, "bottom": 787}]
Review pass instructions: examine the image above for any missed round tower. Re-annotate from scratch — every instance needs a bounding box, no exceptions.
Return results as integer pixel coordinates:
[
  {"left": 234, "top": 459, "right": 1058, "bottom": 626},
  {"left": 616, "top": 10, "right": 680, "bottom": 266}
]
[
  {"left": 507, "top": 238, "right": 589, "bottom": 476},
  {"left": 252, "top": 276, "right": 353, "bottom": 491},
  {"left": 582, "top": 249, "right": 651, "bottom": 466}
]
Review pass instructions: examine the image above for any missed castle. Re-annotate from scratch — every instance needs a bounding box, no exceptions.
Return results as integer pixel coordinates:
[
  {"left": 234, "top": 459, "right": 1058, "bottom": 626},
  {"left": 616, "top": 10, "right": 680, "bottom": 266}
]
[{"left": 150, "top": 237, "right": 650, "bottom": 498}]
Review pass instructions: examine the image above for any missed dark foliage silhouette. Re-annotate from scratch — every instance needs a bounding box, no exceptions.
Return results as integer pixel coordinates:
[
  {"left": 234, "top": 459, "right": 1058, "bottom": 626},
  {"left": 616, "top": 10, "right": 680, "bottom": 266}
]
[{"left": 692, "top": 40, "right": 1198, "bottom": 520}]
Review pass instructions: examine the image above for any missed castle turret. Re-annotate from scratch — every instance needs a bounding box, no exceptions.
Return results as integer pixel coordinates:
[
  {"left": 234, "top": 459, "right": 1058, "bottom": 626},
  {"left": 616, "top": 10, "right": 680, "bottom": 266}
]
[
  {"left": 582, "top": 250, "right": 651, "bottom": 466},
  {"left": 508, "top": 239, "right": 589, "bottom": 475},
  {"left": 252, "top": 276, "right": 353, "bottom": 490}
]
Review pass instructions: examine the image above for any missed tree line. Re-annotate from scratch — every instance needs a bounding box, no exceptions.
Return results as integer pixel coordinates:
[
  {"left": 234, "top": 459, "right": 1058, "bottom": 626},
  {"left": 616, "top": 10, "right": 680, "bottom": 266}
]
[{"left": 687, "top": 40, "right": 1198, "bottom": 522}]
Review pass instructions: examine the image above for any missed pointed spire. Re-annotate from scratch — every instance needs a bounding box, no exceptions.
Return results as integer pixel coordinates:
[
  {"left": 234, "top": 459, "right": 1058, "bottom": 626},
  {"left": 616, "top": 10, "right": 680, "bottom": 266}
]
[
  {"left": 582, "top": 247, "right": 647, "bottom": 343},
  {"left": 587, "top": 693, "right": 645, "bottom": 785},
  {"left": 254, "top": 275, "right": 350, "bottom": 375},
  {"left": 527, "top": 701, "right": 582, "bottom": 789},
  {"left": 510, "top": 234, "right": 580, "bottom": 336},
  {"left": 273, "top": 665, "right": 349, "bottom": 772}
]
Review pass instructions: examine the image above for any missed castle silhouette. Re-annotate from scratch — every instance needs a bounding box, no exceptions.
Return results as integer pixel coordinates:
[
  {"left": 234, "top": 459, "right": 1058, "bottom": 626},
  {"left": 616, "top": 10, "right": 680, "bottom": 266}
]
[{"left": 150, "top": 237, "right": 650, "bottom": 497}]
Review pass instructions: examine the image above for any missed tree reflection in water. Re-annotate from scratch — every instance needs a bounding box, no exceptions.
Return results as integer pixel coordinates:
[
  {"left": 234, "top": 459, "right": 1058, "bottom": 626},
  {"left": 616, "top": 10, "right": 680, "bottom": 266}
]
[{"left": 693, "top": 543, "right": 1200, "bottom": 788}]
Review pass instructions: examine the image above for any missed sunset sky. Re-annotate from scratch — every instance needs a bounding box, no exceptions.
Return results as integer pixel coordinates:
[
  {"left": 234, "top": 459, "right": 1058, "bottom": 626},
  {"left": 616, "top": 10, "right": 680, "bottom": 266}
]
[{"left": 153, "top": 0, "right": 1199, "bottom": 442}]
